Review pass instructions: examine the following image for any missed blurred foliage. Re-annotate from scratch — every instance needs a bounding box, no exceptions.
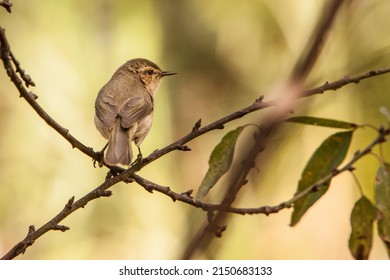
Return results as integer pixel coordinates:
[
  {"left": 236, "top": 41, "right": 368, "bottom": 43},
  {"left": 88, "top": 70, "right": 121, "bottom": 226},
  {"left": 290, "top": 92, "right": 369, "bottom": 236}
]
[{"left": 0, "top": 0, "right": 390, "bottom": 259}]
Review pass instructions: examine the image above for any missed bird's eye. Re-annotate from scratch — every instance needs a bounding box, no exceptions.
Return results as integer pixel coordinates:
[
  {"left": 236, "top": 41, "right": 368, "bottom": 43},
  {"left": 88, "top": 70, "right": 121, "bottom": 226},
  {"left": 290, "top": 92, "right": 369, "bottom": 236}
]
[{"left": 146, "top": 70, "right": 154, "bottom": 75}]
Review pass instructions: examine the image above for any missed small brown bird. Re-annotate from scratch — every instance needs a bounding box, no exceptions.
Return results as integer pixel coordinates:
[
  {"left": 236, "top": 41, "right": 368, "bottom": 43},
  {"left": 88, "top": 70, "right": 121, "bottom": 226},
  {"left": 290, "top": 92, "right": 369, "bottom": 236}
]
[{"left": 94, "top": 58, "right": 176, "bottom": 166}]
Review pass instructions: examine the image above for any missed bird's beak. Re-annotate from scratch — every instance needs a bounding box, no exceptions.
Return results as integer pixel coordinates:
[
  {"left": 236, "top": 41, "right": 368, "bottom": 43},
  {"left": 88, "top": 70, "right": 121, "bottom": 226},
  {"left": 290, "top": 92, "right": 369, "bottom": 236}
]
[{"left": 161, "top": 71, "right": 177, "bottom": 77}]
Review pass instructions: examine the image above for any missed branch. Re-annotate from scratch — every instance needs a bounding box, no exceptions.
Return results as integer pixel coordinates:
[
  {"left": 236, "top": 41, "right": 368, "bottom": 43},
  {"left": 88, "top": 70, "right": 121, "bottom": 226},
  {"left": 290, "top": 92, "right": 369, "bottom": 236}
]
[
  {"left": 304, "top": 68, "right": 390, "bottom": 97},
  {"left": 1, "top": 175, "right": 119, "bottom": 260},
  {"left": 0, "top": 27, "right": 100, "bottom": 163},
  {"left": 0, "top": 0, "right": 390, "bottom": 259},
  {"left": 181, "top": 0, "right": 346, "bottom": 259},
  {"left": 2, "top": 25, "right": 390, "bottom": 171},
  {"left": 2, "top": 20, "right": 390, "bottom": 259},
  {"left": 132, "top": 125, "right": 389, "bottom": 215}
]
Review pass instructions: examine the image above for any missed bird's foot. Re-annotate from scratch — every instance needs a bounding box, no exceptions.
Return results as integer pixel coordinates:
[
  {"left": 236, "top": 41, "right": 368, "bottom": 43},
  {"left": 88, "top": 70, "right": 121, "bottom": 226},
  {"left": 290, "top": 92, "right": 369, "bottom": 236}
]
[{"left": 93, "top": 151, "right": 105, "bottom": 168}]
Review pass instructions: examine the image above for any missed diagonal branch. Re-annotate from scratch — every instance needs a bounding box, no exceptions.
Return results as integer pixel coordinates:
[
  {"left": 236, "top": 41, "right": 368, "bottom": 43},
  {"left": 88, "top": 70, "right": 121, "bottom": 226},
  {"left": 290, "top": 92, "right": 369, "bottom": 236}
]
[
  {"left": 2, "top": 25, "right": 390, "bottom": 172},
  {"left": 0, "top": 27, "right": 100, "bottom": 162},
  {"left": 132, "top": 124, "right": 389, "bottom": 215}
]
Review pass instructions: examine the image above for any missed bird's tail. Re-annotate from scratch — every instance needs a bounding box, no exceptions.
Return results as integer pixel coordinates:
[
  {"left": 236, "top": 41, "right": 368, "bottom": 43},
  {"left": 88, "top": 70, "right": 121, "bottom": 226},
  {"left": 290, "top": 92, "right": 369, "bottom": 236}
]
[{"left": 105, "top": 120, "right": 132, "bottom": 166}]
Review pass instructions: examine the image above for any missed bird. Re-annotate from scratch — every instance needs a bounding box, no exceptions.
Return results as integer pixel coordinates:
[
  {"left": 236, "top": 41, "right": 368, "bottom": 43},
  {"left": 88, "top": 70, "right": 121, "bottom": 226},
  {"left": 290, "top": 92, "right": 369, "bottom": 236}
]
[{"left": 94, "top": 58, "right": 176, "bottom": 166}]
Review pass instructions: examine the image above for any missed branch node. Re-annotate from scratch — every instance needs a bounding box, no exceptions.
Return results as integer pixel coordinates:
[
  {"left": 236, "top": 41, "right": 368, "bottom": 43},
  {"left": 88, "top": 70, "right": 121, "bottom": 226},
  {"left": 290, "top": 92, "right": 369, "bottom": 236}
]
[
  {"left": 255, "top": 95, "right": 264, "bottom": 103},
  {"left": 27, "top": 225, "right": 36, "bottom": 236},
  {"left": 142, "top": 185, "right": 154, "bottom": 193},
  {"left": 178, "top": 145, "right": 191, "bottom": 151},
  {"left": 163, "top": 186, "right": 176, "bottom": 201},
  {"left": 216, "top": 123, "right": 225, "bottom": 130},
  {"left": 96, "top": 189, "right": 112, "bottom": 197},
  {"left": 192, "top": 119, "right": 202, "bottom": 132},
  {"left": 181, "top": 189, "right": 193, "bottom": 198},
  {"left": 65, "top": 196, "right": 75, "bottom": 210},
  {"left": 53, "top": 224, "right": 70, "bottom": 232},
  {"left": 29, "top": 91, "right": 38, "bottom": 100}
]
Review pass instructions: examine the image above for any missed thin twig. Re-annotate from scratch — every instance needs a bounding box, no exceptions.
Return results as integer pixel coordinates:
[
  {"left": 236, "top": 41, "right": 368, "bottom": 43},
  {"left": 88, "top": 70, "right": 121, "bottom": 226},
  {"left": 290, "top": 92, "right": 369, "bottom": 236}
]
[{"left": 132, "top": 125, "right": 389, "bottom": 214}]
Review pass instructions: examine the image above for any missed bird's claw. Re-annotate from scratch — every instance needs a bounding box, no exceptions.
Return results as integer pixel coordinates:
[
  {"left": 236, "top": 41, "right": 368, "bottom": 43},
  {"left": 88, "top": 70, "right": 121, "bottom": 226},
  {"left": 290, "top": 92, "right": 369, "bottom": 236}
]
[{"left": 93, "top": 151, "right": 105, "bottom": 168}]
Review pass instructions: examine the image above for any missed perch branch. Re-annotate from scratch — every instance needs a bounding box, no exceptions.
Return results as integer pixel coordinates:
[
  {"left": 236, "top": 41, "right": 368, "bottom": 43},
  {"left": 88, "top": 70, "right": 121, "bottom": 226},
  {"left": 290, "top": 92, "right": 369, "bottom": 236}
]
[{"left": 2, "top": 25, "right": 390, "bottom": 172}]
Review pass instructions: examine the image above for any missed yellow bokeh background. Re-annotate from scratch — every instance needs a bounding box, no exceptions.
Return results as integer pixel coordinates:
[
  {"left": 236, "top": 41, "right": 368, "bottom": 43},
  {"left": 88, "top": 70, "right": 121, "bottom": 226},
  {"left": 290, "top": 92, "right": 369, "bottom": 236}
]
[{"left": 0, "top": 0, "right": 389, "bottom": 259}]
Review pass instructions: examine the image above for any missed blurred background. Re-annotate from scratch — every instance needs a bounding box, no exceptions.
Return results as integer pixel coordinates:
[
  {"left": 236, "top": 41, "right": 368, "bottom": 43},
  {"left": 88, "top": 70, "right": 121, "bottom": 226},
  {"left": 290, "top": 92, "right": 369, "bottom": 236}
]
[{"left": 0, "top": 0, "right": 389, "bottom": 259}]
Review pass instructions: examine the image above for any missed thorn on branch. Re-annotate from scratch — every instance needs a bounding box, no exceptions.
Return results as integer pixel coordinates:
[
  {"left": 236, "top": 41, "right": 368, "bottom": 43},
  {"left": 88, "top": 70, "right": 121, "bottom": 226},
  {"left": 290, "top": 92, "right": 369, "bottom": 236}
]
[
  {"left": 96, "top": 189, "right": 112, "bottom": 197},
  {"left": 29, "top": 91, "right": 38, "bottom": 100},
  {"left": 123, "top": 177, "right": 135, "bottom": 183},
  {"left": 53, "top": 224, "right": 70, "bottom": 232},
  {"left": 369, "top": 70, "right": 377, "bottom": 75},
  {"left": 17, "top": 225, "right": 36, "bottom": 255},
  {"left": 142, "top": 184, "right": 154, "bottom": 193},
  {"left": 28, "top": 225, "right": 36, "bottom": 236},
  {"left": 0, "top": 0, "right": 12, "bottom": 13},
  {"left": 181, "top": 189, "right": 193, "bottom": 198},
  {"left": 216, "top": 123, "right": 225, "bottom": 130},
  {"left": 164, "top": 187, "right": 176, "bottom": 202},
  {"left": 65, "top": 196, "right": 75, "bottom": 210},
  {"left": 263, "top": 206, "right": 272, "bottom": 216},
  {"left": 255, "top": 95, "right": 264, "bottom": 103},
  {"left": 9, "top": 52, "right": 35, "bottom": 87},
  {"left": 192, "top": 119, "right": 202, "bottom": 132},
  {"left": 178, "top": 145, "right": 191, "bottom": 151},
  {"left": 348, "top": 166, "right": 356, "bottom": 172}
]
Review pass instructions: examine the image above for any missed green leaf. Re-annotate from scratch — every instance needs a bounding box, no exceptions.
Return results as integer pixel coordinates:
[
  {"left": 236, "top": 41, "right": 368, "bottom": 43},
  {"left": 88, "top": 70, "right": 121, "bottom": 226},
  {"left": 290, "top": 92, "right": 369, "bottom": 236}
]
[
  {"left": 348, "top": 196, "right": 377, "bottom": 260},
  {"left": 196, "top": 126, "right": 245, "bottom": 200},
  {"left": 375, "top": 163, "right": 390, "bottom": 258},
  {"left": 286, "top": 116, "right": 357, "bottom": 129},
  {"left": 290, "top": 131, "right": 353, "bottom": 226}
]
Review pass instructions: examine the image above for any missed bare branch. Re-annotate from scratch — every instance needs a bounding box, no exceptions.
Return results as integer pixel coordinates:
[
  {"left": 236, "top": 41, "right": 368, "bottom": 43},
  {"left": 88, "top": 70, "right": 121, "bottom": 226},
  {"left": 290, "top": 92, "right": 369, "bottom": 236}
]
[
  {"left": 132, "top": 126, "right": 389, "bottom": 216},
  {"left": 0, "top": 27, "right": 100, "bottom": 163},
  {"left": 304, "top": 68, "right": 390, "bottom": 97}
]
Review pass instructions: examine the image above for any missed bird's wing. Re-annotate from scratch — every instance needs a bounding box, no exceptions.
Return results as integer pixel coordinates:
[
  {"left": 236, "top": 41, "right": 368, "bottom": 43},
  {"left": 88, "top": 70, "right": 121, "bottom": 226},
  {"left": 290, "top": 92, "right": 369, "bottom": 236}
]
[
  {"left": 95, "top": 89, "right": 119, "bottom": 131},
  {"left": 118, "top": 93, "right": 153, "bottom": 129}
]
